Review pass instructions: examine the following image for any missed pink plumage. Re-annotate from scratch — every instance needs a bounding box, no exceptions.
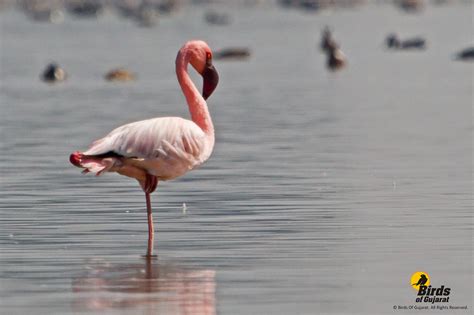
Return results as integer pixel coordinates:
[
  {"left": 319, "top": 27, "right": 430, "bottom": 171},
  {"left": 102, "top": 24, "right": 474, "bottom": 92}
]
[
  {"left": 69, "top": 40, "right": 219, "bottom": 256},
  {"left": 76, "top": 117, "right": 212, "bottom": 180}
]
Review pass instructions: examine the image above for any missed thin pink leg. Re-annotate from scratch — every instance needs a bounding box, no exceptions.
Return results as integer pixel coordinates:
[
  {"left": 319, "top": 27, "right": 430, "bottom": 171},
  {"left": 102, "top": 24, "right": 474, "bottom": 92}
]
[
  {"left": 140, "top": 174, "right": 158, "bottom": 257},
  {"left": 145, "top": 192, "right": 154, "bottom": 257}
]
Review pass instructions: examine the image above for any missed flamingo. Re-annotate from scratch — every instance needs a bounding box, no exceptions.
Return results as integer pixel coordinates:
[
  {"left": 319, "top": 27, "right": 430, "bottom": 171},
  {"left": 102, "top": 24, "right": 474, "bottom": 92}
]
[{"left": 69, "top": 40, "right": 219, "bottom": 257}]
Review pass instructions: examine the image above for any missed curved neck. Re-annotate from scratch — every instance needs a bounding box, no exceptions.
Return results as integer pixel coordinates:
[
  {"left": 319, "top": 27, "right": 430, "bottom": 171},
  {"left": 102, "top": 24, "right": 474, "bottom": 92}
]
[{"left": 176, "top": 52, "right": 214, "bottom": 136}]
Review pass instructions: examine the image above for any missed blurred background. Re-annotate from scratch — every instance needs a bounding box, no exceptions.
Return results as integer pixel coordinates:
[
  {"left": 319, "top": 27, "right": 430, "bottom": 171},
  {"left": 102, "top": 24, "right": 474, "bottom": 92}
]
[{"left": 0, "top": 1, "right": 472, "bottom": 314}]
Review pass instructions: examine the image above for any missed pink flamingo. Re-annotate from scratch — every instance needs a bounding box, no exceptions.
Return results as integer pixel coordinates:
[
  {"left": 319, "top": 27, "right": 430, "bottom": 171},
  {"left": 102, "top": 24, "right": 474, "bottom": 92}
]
[{"left": 70, "top": 40, "right": 219, "bottom": 257}]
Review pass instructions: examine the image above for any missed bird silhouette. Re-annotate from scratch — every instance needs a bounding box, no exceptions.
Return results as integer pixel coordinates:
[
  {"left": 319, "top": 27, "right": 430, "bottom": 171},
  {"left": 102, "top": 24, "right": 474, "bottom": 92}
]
[
  {"left": 41, "top": 63, "right": 67, "bottom": 83},
  {"left": 413, "top": 274, "right": 428, "bottom": 286},
  {"left": 386, "top": 33, "right": 426, "bottom": 50}
]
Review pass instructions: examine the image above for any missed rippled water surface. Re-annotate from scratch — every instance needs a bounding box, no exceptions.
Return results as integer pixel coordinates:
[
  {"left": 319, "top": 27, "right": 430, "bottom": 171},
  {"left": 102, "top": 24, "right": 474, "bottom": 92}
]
[{"left": 0, "top": 3, "right": 472, "bottom": 314}]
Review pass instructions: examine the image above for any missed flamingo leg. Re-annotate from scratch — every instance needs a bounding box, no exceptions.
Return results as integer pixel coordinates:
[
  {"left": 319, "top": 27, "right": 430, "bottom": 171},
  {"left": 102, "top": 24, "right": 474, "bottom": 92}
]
[
  {"left": 143, "top": 174, "right": 158, "bottom": 257},
  {"left": 145, "top": 192, "right": 154, "bottom": 257}
]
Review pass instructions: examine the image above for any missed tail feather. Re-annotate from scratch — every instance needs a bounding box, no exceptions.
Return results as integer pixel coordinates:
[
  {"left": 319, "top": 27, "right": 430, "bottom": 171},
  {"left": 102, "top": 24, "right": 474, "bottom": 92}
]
[{"left": 69, "top": 151, "right": 120, "bottom": 175}]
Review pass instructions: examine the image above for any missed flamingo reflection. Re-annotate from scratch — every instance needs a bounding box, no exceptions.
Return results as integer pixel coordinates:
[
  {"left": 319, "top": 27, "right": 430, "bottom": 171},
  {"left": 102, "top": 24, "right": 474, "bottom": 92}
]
[{"left": 72, "top": 257, "right": 216, "bottom": 315}]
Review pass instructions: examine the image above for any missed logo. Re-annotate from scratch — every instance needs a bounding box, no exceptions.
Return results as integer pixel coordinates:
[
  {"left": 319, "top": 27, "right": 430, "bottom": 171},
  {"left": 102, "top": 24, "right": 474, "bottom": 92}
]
[
  {"left": 393, "top": 272, "right": 467, "bottom": 311},
  {"left": 411, "top": 271, "right": 430, "bottom": 291},
  {"left": 410, "top": 271, "right": 451, "bottom": 304}
]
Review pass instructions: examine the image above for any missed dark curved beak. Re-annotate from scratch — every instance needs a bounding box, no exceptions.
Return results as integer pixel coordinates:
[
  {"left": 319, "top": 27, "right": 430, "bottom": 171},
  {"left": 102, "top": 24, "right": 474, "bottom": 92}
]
[{"left": 202, "top": 62, "right": 219, "bottom": 100}]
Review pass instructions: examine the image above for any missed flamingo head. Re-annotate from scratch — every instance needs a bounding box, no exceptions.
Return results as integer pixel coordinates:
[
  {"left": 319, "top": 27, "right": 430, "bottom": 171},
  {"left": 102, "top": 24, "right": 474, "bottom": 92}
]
[{"left": 187, "top": 41, "right": 219, "bottom": 100}]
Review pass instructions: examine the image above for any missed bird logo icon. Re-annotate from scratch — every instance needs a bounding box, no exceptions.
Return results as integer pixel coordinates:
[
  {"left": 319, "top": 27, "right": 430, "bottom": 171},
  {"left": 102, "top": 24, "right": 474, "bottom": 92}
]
[
  {"left": 413, "top": 274, "right": 428, "bottom": 286},
  {"left": 410, "top": 271, "right": 430, "bottom": 290}
]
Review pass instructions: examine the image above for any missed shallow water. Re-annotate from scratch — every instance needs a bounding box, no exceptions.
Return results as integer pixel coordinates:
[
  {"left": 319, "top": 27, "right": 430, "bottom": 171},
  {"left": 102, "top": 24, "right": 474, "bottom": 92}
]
[{"left": 0, "top": 2, "right": 472, "bottom": 314}]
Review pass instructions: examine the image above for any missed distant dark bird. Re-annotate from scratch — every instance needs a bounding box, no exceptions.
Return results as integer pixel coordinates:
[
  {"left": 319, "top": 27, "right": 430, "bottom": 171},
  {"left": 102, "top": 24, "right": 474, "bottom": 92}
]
[
  {"left": 134, "top": 4, "right": 159, "bottom": 28},
  {"left": 41, "top": 63, "right": 67, "bottom": 83},
  {"left": 413, "top": 274, "right": 428, "bottom": 286},
  {"left": 326, "top": 43, "right": 346, "bottom": 71},
  {"left": 104, "top": 68, "right": 136, "bottom": 82},
  {"left": 66, "top": 1, "right": 103, "bottom": 18},
  {"left": 386, "top": 34, "right": 426, "bottom": 50},
  {"left": 23, "top": 6, "right": 64, "bottom": 24},
  {"left": 214, "top": 48, "right": 250, "bottom": 60},
  {"left": 319, "top": 28, "right": 346, "bottom": 71},
  {"left": 396, "top": 0, "right": 424, "bottom": 12},
  {"left": 157, "top": 0, "right": 180, "bottom": 15},
  {"left": 204, "top": 11, "right": 230, "bottom": 26},
  {"left": 454, "top": 47, "right": 474, "bottom": 61},
  {"left": 299, "top": 0, "right": 322, "bottom": 11}
]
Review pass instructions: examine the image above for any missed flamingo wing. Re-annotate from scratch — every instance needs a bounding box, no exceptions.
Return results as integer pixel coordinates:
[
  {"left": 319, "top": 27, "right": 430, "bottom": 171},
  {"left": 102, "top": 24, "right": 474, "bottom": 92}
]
[{"left": 80, "top": 117, "right": 209, "bottom": 178}]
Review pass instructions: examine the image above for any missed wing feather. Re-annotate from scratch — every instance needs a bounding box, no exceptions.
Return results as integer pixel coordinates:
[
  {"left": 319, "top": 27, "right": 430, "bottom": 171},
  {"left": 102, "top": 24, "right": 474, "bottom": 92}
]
[{"left": 84, "top": 117, "right": 206, "bottom": 161}]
